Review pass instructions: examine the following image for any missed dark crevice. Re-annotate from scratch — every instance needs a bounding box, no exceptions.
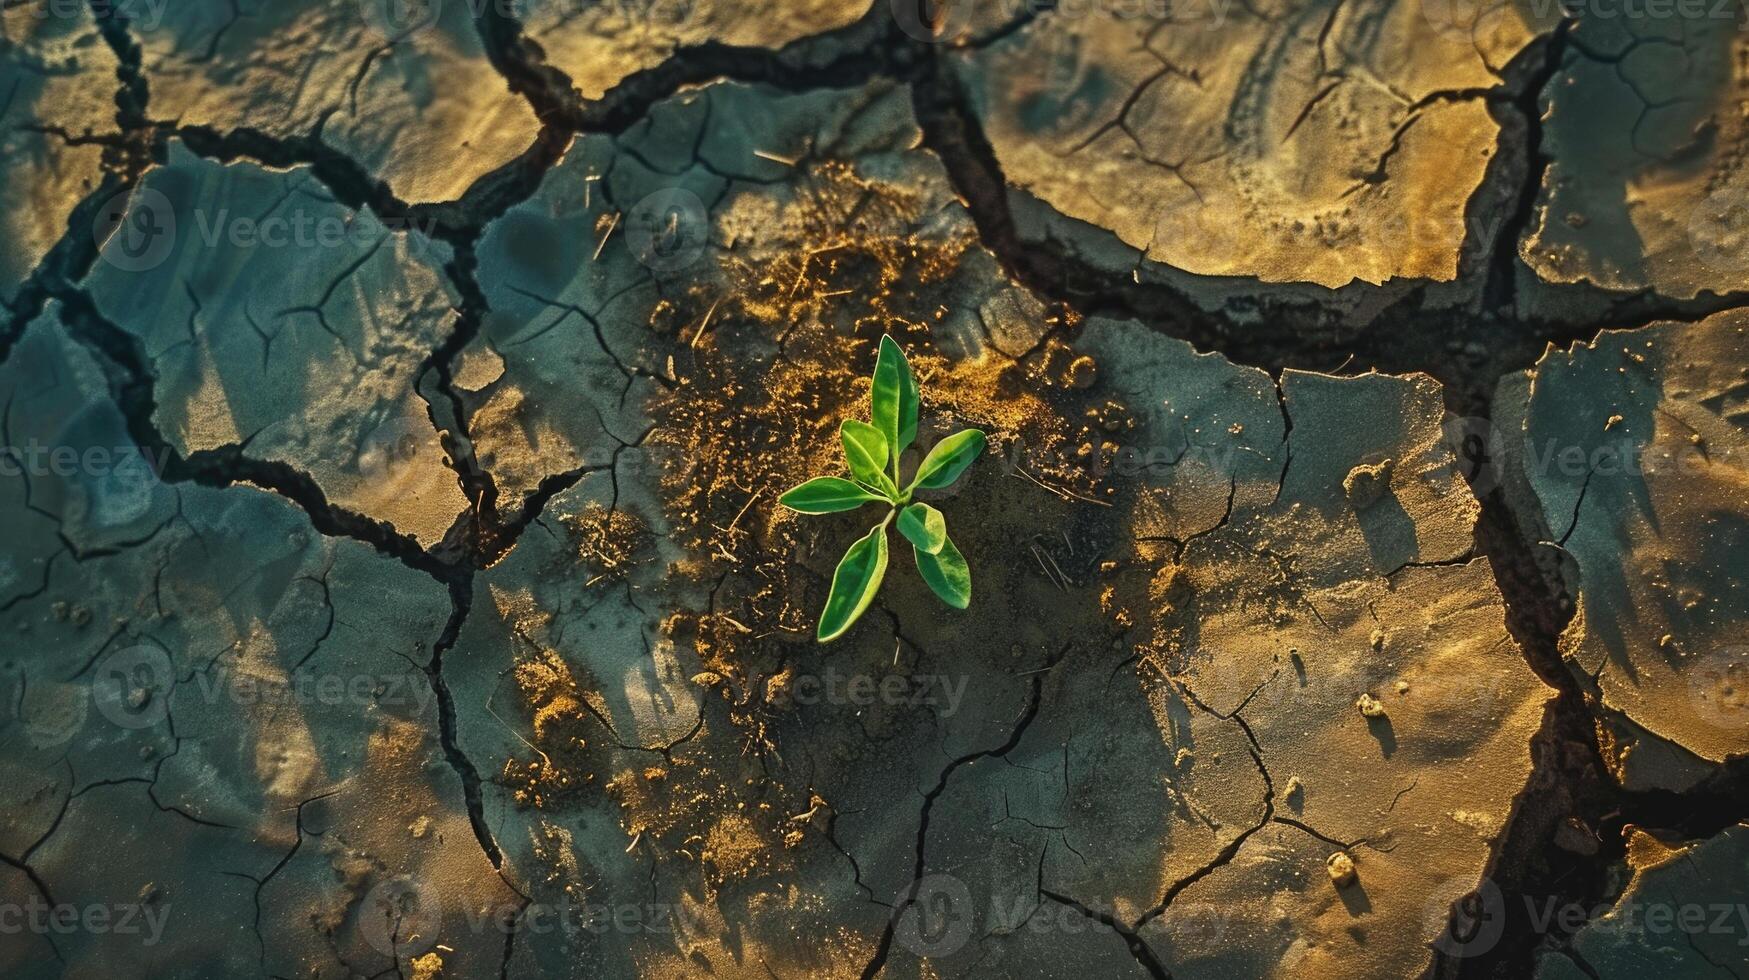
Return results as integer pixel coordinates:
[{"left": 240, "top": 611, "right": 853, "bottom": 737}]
[
  {"left": 3, "top": 0, "right": 161, "bottom": 362},
  {"left": 570, "top": 5, "right": 918, "bottom": 136},
  {"left": 906, "top": 23, "right": 1749, "bottom": 410},
  {"left": 8, "top": 8, "right": 1749, "bottom": 978},
  {"left": 904, "top": 24, "right": 1749, "bottom": 977},
  {"left": 1434, "top": 377, "right": 1749, "bottom": 978},
  {"left": 1040, "top": 889, "right": 1170, "bottom": 980},
  {"left": 472, "top": 0, "right": 585, "bottom": 125},
  {"left": 88, "top": 0, "right": 152, "bottom": 137},
  {"left": 860, "top": 662, "right": 1054, "bottom": 980},
  {"left": 1481, "top": 18, "right": 1573, "bottom": 316},
  {"left": 170, "top": 123, "right": 427, "bottom": 230},
  {"left": 427, "top": 576, "right": 505, "bottom": 869},
  {"left": 49, "top": 286, "right": 460, "bottom": 583}
]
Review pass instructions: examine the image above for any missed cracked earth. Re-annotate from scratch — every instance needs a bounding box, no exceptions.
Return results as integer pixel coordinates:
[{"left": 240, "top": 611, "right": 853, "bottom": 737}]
[{"left": 2, "top": 0, "right": 1748, "bottom": 978}]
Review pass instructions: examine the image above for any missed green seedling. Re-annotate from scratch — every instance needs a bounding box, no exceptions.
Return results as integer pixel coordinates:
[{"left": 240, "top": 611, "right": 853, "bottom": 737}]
[{"left": 779, "top": 335, "right": 986, "bottom": 642}]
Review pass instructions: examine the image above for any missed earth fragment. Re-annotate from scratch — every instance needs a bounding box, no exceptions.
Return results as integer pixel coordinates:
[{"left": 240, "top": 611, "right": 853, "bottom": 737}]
[{"left": 2, "top": 2, "right": 1746, "bottom": 979}]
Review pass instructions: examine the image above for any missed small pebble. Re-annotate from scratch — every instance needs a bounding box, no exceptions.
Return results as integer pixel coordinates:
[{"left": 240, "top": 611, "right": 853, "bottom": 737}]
[
  {"left": 1326, "top": 851, "right": 1357, "bottom": 887},
  {"left": 1356, "top": 693, "right": 1387, "bottom": 719}
]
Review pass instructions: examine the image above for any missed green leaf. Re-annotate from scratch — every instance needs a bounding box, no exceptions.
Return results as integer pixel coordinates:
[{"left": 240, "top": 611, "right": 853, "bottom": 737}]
[
  {"left": 914, "top": 534, "right": 970, "bottom": 609},
  {"left": 779, "top": 477, "right": 884, "bottom": 514},
  {"left": 896, "top": 503, "right": 947, "bottom": 555},
  {"left": 840, "top": 420, "right": 896, "bottom": 498},
  {"left": 871, "top": 335, "right": 919, "bottom": 467},
  {"left": 908, "top": 429, "right": 986, "bottom": 492},
  {"left": 817, "top": 521, "right": 890, "bottom": 642}
]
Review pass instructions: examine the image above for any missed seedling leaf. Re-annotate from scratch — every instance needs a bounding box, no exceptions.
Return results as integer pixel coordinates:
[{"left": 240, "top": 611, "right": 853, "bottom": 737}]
[
  {"left": 779, "top": 477, "right": 884, "bottom": 514},
  {"left": 914, "top": 534, "right": 970, "bottom": 609},
  {"left": 817, "top": 521, "right": 890, "bottom": 642},
  {"left": 896, "top": 502, "right": 947, "bottom": 554},
  {"left": 783, "top": 340, "right": 981, "bottom": 641},
  {"left": 840, "top": 420, "right": 896, "bottom": 498},
  {"left": 909, "top": 429, "right": 986, "bottom": 491},
  {"left": 872, "top": 335, "right": 919, "bottom": 469}
]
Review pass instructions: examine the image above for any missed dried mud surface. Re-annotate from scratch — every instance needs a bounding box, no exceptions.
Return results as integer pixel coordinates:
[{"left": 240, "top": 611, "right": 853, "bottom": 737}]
[{"left": 1, "top": 2, "right": 1747, "bottom": 979}]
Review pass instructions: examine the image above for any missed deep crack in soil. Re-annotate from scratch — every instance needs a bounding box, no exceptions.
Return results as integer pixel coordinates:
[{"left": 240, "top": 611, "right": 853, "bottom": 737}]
[{"left": 4, "top": 1, "right": 1747, "bottom": 977}]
